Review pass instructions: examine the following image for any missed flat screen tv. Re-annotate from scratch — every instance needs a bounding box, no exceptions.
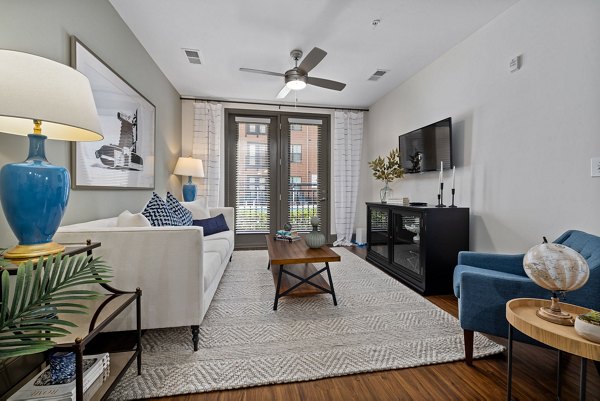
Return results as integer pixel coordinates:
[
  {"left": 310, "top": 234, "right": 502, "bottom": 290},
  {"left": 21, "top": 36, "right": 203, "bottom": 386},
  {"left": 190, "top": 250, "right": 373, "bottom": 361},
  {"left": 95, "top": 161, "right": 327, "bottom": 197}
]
[{"left": 399, "top": 117, "right": 452, "bottom": 173}]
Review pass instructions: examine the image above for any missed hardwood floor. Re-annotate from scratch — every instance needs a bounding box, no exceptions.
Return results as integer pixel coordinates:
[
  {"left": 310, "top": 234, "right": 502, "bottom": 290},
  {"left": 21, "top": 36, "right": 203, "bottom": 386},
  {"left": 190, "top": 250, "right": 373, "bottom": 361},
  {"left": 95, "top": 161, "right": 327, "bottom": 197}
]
[{"left": 147, "top": 246, "right": 599, "bottom": 401}]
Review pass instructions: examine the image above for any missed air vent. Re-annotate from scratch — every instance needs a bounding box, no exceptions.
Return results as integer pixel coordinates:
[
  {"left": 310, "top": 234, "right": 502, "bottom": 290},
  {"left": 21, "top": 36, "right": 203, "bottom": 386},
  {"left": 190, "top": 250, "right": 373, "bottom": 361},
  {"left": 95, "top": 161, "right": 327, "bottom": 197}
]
[
  {"left": 183, "top": 49, "right": 201, "bottom": 65},
  {"left": 368, "top": 69, "right": 388, "bottom": 81}
]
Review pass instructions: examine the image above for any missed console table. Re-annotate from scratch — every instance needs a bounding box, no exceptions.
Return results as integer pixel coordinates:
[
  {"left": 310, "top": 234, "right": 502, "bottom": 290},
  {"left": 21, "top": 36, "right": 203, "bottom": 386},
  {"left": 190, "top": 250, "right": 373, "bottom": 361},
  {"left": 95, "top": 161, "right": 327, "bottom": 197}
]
[
  {"left": 1, "top": 242, "right": 142, "bottom": 401},
  {"left": 366, "top": 203, "right": 469, "bottom": 294}
]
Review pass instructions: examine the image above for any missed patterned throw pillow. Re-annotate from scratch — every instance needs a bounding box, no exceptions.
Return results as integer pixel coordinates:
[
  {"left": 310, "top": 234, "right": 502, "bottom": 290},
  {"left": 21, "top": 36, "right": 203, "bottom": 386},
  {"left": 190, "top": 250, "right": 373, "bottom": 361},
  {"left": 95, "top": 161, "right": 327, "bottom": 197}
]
[
  {"left": 142, "top": 192, "right": 180, "bottom": 226},
  {"left": 166, "top": 192, "right": 193, "bottom": 226}
]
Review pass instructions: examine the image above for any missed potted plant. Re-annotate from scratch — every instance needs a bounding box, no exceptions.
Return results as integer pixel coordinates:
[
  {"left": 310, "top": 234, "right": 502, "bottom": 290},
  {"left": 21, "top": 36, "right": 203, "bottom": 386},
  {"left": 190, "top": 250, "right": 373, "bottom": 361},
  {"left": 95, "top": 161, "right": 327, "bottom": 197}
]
[
  {"left": 0, "top": 252, "right": 111, "bottom": 359},
  {"left": 368, "top": 148, "right": 405, "bottom": 203}
]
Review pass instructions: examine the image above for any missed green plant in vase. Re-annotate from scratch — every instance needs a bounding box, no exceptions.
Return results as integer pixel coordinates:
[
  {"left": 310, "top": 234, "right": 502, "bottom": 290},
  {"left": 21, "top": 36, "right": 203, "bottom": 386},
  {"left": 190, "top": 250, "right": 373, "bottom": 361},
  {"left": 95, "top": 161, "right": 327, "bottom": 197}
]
[
  {"left": 368, "top": 148, "right": 405, "bottom": 203},
  {"left": 0, "top": 253, "right": 111, "bottom": 359}
]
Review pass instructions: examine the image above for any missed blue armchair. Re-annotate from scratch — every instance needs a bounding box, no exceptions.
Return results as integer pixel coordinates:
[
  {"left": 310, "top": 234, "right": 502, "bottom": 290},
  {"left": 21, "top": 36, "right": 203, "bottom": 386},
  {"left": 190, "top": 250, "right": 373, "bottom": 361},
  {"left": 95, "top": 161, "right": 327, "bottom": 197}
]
[{"left": 453, "top": 230, "right": 600, "bottom": 365}]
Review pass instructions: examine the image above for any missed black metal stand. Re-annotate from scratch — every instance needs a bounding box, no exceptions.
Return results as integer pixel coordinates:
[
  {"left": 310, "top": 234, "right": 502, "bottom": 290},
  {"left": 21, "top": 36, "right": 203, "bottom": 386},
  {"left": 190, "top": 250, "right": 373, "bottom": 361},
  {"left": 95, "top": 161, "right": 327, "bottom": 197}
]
[
  {"left": 273, "top": 262, "right": 337, "bottom": 310},
  {"left": 449, "top": 188, "right": 457, "bottom": 207},
  {"left": 436, "top": 182, "right": 446, "bottom": 207},
  {"left": 507, "top": 323, "right": 589, "bottom": 401},
  {"left": 507, "top": 324, "right": 513, "bottom": 401}
]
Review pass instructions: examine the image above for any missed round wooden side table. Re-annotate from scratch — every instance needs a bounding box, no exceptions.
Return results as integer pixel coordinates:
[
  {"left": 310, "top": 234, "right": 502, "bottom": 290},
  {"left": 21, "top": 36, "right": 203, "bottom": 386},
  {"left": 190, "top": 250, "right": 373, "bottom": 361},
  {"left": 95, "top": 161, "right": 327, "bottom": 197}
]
[{"left": 506, "top": 298, "right": 600, "bottom": 401}]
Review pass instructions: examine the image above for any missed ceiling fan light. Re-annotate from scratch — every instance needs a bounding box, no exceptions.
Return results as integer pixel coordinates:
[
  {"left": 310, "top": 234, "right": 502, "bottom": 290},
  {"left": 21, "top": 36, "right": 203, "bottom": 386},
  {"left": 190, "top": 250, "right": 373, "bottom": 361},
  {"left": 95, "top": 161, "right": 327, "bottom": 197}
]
[{"left": 286, "top": 79, "right": 306, "bottom": 90}]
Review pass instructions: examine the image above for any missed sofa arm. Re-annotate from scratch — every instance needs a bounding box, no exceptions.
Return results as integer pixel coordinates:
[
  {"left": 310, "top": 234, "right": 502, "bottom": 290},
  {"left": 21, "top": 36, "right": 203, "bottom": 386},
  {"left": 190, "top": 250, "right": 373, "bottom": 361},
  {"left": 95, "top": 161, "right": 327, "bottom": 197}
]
[
  {"left": 55, "top": 225, "right": 206, "bottom": 330},
  {"left": 209, "top": 207, "right": 235, "bottom": 231},
  {"left": 457, "top": 251, "right": 526, "bottom": 276}
]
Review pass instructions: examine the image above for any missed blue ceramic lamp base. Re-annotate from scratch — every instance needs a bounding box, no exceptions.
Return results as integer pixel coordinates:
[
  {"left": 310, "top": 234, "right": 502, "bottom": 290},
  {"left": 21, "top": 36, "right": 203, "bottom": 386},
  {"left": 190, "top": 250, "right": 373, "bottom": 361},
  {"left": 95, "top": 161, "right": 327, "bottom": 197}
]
[
  {"left": 182, "top": 177, "right": 197, "bottom": 202},
  {"left": 0, "top": 134, "right": 69, "bottom": 260}
]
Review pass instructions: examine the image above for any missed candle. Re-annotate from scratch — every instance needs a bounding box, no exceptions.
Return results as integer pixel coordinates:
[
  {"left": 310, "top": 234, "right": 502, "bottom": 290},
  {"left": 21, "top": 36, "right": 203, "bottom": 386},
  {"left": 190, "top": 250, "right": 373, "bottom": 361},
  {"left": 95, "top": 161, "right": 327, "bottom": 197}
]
[{"left": 452, "top": 166, "right": 456, "bottom": 189}]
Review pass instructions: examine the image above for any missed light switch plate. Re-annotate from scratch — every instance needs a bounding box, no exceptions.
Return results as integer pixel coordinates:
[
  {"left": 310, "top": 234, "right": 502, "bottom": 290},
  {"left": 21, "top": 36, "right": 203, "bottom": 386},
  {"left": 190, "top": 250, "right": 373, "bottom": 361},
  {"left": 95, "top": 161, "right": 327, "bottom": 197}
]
[{"left": 591, "top": 157, "right": 600, "bottom": 177}]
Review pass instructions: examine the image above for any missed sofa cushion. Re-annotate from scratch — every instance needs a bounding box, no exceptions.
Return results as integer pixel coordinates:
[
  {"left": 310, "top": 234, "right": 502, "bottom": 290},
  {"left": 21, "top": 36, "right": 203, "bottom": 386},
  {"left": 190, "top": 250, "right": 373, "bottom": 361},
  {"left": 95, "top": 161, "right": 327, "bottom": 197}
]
[
  {"left": 182, "top": 198, "right": 211, "bottom": 220},
  {"left": 204, "top": 230, "right": 235, "bottom": 251},
  {"left": 203, "top": 251, "right": 223, "bottom": 291},
  {"left": 117, "top": 210, "right": 151, "bottom": 227},
  {"left": 142, "top": 192, "right": 180, "bottom": 226},
  {"left": 192, "top": 214, "right": 229, "bottom": 236},
  {"left": 166, "top": 192, "right": 193, "bottom": 226}
]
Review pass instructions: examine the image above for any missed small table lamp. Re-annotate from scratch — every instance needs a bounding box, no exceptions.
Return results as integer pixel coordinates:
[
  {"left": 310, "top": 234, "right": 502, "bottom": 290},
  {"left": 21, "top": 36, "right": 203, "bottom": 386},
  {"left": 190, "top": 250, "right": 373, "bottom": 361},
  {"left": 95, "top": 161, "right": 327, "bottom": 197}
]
[
  {"left": 174, "top": 157, "right": 205, "bottom": 201},
  {"left": 0, "top": 50, "right": 103, "bottom": 260}
]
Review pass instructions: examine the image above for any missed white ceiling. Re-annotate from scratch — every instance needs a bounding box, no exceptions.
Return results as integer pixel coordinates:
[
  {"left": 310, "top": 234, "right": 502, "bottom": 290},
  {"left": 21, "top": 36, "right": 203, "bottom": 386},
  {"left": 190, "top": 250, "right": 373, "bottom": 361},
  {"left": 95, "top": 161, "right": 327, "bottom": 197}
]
[{"left": 110, "top": 0, "right": 518, "bottom": 109}]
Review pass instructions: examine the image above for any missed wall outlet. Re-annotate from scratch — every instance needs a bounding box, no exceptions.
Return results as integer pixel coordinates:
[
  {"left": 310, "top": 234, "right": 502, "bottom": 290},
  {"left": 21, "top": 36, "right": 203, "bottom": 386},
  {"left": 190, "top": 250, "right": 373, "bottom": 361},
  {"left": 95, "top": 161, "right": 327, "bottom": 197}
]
[{"left": 591, "top": 157, "right": 600, "bottom": 177}]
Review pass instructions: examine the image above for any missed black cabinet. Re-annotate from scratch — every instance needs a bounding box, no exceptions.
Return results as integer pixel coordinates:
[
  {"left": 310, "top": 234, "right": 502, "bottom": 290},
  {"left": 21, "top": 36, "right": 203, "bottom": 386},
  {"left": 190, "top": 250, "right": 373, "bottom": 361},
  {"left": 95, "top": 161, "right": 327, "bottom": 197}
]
[{"left": 366, "top": 202, "right": 469, "bottom": 295}]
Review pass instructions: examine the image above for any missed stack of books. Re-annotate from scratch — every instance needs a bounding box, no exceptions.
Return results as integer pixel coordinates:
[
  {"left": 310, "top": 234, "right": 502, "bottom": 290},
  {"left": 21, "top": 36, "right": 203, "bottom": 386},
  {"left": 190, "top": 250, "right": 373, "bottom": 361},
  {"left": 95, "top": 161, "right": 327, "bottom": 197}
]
[
  {"left": 9, "top": 353, "right": 110, "bottom": 401},
  {"left": 275, "top": 230, "right": 301, "bottom": 242}
]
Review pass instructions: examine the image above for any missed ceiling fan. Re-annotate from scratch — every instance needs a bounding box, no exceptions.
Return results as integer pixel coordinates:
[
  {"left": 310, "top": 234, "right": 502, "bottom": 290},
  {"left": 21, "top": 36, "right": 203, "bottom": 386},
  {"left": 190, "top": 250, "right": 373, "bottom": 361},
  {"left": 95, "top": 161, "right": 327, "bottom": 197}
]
[{"left": 239, "top": 47, "right": 346, "bottom": 99}]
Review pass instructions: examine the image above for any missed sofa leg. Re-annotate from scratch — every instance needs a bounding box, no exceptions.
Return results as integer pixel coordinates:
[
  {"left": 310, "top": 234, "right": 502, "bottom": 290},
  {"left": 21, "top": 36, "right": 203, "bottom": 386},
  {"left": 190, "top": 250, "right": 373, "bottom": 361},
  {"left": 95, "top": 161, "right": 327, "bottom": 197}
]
[
  {"left": 464, "top": 329, "right": 474, "bottom": 366},
  {"left": 191, "top": 325, "right": 199, "bottom": 352},
  {"left": 230, "top": 255, "right": 232, "bottom": 262}
]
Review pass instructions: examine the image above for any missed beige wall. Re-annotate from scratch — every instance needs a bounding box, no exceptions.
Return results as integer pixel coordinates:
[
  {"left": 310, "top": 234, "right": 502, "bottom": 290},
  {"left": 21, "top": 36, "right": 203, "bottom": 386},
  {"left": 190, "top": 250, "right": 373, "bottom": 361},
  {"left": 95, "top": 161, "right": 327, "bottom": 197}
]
[
  {"left": 0, "top": 0, "right": 182, "bottom": 247},
  {"left": 361, "top": 0, "right": 600, "bottom": 252}
]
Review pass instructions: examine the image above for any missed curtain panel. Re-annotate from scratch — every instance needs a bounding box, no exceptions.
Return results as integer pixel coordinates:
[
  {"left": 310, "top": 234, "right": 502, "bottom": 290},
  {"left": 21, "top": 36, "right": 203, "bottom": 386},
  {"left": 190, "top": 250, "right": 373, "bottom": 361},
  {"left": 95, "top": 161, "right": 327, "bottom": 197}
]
[
  {"left": 192, "top": 101, "right": 222, "bottom": 207},
  {"left": 333, "top": 110, "right": 364, "bottom": 246}
]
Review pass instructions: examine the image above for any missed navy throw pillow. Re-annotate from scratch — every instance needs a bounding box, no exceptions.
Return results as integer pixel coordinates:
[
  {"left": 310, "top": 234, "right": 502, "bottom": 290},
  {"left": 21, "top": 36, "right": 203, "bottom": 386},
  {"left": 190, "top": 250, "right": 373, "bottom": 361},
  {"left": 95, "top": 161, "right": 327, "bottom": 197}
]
[
  {"left": 166, "top": 192, "right": 193, "bottom": 226},
  {"left": 142, "top": 192, "right": 180, "bottom": 226},
  {"left": 192, "top": 214, "right": 229, "bottom": 236}
]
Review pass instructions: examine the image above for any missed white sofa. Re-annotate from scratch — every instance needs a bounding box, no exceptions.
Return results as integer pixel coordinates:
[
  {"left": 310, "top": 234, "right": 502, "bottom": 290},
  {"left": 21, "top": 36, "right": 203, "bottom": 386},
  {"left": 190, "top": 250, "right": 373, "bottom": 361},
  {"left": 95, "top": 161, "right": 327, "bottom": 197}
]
[{"left": 55, "top": 202, "right": 234, "bottom": 351}]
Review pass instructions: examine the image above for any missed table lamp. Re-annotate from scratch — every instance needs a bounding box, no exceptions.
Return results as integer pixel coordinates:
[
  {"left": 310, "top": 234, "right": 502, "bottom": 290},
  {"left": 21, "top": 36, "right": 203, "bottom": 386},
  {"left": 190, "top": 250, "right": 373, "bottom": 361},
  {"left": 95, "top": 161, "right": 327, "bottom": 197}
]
[
  {"left": 0, "top": 50, "right": 103, "bottom": 260},
  {"left": 174, "top": 157, "right": 204, "bottom": 201}
]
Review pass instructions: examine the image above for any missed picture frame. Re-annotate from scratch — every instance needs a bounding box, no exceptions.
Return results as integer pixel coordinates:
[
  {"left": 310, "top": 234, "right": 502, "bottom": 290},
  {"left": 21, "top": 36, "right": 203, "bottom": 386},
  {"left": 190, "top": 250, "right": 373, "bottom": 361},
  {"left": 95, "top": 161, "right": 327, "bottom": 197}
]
[{"left": 70, "top": 36, "right": 155, "bottom": 189}]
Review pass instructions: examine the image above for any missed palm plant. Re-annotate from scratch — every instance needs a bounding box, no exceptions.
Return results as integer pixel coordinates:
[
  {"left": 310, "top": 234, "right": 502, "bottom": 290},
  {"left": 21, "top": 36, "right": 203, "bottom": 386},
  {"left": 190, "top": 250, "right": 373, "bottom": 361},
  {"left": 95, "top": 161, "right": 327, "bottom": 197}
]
[{"left": 0, "top": 253, "right": 111, "bottom": 359}]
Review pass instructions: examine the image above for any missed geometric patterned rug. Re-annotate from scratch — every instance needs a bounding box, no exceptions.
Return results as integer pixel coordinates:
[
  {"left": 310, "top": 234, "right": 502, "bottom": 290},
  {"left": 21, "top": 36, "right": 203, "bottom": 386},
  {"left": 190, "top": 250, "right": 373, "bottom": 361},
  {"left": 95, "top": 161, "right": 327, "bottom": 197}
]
[{"left": 108, "top": 248, "right": 504, "bottom": 400}]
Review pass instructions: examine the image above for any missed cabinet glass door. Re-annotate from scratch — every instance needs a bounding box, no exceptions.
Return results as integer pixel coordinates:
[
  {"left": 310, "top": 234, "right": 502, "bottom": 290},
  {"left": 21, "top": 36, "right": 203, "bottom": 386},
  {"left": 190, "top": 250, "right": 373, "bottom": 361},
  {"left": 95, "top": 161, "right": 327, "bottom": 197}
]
[
  {"left": 392, "top": 211, "right": 423, "bottom": 277},
  {"left": 369, "top": 207, "right": 389, "bottom": 259}
]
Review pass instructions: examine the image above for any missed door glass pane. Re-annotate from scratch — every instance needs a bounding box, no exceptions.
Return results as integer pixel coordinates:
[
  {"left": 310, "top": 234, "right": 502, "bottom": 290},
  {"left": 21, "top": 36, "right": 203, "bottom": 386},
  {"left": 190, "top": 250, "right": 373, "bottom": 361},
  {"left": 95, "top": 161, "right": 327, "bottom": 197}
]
[
  {"left": 287, "top": 122, "right": 321, "bottom": 232},
  {"left": 393, "top": 212, "right": 422, "bottom": 276},
  {"left": 235, "top": 122, "right": 270, "bottom": 233},
  {"left": 369, "top": 208, "right": 389, "bottom": 259}
]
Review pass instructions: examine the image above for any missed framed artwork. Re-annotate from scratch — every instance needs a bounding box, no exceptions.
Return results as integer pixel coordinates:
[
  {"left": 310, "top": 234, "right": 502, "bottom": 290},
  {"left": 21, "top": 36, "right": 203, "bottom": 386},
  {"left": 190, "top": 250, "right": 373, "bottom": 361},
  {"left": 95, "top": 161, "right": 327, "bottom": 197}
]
[{"left": 70, "top": 36, "right": 155, "bottom": 189}]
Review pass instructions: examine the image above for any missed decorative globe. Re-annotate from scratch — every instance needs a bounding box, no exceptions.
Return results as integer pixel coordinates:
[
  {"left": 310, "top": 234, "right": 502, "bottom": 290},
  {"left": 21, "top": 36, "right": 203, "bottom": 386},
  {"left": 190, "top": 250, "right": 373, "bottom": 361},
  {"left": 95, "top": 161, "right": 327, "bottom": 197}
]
[
  {"left": 523, "top": 243, "right": 589, "bottom": 291},
  {"left": 283, "top": 222, "right": 292, "bottom": 232}
]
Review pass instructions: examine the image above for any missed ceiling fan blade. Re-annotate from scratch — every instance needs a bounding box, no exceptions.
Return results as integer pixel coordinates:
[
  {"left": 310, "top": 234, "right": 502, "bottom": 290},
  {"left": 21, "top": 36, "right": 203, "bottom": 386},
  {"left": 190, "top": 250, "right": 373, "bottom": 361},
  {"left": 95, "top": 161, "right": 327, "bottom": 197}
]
[
  {"left": 307, "top": 76, "right": 346, "bottom": 91},
  {"left": 298, "top": 47, "right": 327, "bottom": 73},
  {"left": 276, "top": 85, "right": 291, "bottom": 99},
  {"left": 239, "top": 68, "right": 284, "bottom": 77}
]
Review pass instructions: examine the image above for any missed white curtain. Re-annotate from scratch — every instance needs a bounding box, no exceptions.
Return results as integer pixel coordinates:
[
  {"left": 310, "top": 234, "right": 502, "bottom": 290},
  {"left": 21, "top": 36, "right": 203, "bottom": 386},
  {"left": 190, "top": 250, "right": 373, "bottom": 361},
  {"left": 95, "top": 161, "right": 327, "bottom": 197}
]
[
  {"left": 333, "top": 110, "right": 364, "bottom": 246},
  {"left": 192, "top": 101, "right": 222, "bottom": 207}
]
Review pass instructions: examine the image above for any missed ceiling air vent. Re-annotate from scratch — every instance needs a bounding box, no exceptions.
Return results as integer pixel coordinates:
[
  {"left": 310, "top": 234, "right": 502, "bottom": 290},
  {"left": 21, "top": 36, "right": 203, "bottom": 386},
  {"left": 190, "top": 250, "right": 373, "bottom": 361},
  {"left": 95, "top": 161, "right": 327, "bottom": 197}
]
[
  {"left": 184, "top": 49, "right": 201, "bottom": 65},
  {"left": 368, "top": 69, "right": 388, "bottom": 81}
]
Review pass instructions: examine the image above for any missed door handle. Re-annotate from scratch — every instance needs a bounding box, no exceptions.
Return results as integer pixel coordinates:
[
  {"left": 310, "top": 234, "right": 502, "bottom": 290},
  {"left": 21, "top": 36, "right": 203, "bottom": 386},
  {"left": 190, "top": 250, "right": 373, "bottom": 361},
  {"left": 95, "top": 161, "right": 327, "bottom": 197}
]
[{"left": 319, "top": 198, "right": 327, "bottom": 202}]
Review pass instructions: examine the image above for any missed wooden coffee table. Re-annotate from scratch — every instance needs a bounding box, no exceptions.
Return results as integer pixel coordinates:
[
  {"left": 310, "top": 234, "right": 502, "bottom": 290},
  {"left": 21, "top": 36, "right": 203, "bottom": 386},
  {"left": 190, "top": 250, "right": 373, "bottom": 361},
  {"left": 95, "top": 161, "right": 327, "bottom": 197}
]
[{"left": 264, "top": 235, "right": 341, "bottom": 310}]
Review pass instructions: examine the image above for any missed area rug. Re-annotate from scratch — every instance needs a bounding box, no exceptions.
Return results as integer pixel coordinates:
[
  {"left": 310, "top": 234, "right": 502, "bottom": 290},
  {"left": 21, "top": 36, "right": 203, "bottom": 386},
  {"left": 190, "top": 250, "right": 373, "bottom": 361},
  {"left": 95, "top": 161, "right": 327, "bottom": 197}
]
[{"left": 108, "top": 248, "right": 503, "bottom": 400}]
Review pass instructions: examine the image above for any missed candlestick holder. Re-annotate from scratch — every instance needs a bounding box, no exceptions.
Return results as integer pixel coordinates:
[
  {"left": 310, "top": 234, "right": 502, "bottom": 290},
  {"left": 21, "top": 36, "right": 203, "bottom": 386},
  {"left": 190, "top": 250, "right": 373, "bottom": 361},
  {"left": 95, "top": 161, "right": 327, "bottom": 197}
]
[
  {"left": 436, "top": 183, "right": 446, "bottom": 207},
  {"left": 449, "top": 188, "right": 457, "bottom": 208}
]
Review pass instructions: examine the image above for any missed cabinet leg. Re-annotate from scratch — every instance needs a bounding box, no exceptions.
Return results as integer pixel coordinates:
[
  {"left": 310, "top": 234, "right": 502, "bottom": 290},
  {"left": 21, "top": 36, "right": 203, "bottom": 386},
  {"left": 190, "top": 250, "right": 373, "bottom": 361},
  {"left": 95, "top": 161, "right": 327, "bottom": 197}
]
[
  {"left": 191, "top": 325, "right": 200, "bottom": 352},
  {"left": 580, "top": 358, "right": 587, "bottom": 401}
]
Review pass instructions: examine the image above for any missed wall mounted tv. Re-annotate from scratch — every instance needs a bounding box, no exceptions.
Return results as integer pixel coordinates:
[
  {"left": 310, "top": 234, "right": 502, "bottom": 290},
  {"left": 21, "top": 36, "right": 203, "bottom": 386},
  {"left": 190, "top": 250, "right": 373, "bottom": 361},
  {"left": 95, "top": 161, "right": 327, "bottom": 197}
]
[{"left": 399, "top": 117, "right": 452, "bottom": 173}]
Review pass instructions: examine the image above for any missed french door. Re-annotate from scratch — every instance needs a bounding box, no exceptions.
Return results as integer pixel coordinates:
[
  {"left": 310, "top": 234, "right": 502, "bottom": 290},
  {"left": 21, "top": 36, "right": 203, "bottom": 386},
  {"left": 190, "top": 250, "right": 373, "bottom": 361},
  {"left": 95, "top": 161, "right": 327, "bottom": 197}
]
[{"left": 225, "top": 110, "right": 330, "bottom": 248}]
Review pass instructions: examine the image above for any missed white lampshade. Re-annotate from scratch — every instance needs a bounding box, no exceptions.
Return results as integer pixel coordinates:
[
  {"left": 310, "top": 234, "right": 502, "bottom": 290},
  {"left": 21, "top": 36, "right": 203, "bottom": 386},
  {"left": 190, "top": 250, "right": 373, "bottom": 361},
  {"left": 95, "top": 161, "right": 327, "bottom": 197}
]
[
  {"left": 174, "top": 157, "right": 205, "bottom": 178},
  {"left": 0, "top": 49, "right": 103, "bottom": 141}
]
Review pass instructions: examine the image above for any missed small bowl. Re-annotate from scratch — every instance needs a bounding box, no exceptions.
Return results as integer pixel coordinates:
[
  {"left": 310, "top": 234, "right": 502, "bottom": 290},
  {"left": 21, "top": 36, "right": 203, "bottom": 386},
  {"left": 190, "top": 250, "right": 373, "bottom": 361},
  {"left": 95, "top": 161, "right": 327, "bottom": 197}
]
[{"left": 574, "top": 313, "right": 600, "bottom": 343}]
